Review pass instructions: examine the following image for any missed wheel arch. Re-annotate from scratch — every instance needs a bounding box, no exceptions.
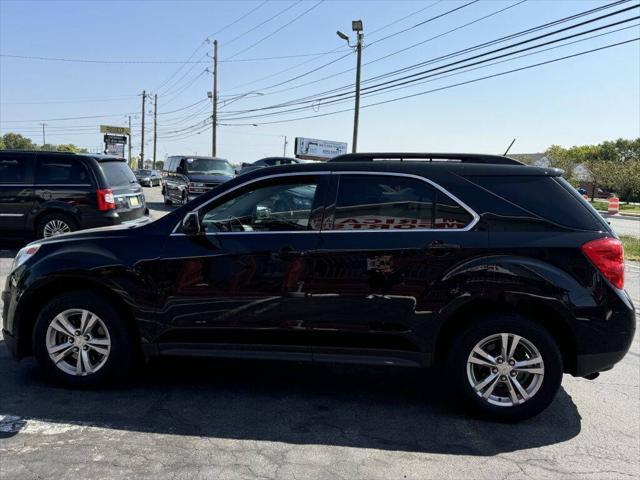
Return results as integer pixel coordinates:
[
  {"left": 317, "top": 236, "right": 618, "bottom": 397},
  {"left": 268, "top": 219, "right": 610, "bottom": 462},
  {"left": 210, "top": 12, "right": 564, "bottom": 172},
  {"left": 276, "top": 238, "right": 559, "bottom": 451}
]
[
  {"left": 434, "top": 297, "right": 577, "bottom": 374},
  {"left": 33, "top": 207, "right": 80, "bottom": 234},
  {"left": 16, "top": 276, "right": 141, "bottom": 359}
]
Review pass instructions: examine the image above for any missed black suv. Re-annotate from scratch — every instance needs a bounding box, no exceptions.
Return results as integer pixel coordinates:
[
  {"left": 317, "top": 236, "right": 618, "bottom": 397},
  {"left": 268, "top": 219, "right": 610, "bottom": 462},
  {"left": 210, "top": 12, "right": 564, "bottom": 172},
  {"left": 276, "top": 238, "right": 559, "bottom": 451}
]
[
  {"left": 2, "top": 153, "right": 635, "bottom": 421},
  {"left": 0, "top": 150, "right": 148, "bottom": 238},
  {"left": 162, "top": 155, "right": 234, "bottom": 205}
]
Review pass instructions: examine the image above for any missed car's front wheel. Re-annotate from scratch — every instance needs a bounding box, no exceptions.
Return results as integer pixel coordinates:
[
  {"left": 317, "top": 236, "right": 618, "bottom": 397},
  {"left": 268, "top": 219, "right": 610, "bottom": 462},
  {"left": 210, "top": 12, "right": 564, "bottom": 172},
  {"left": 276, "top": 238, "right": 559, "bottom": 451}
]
[
  {"left": 33, "top": 292, "right": 137, "bottom": 386},
  {"left": 445, "top": 314, "right": 563, "bottom": 422}
]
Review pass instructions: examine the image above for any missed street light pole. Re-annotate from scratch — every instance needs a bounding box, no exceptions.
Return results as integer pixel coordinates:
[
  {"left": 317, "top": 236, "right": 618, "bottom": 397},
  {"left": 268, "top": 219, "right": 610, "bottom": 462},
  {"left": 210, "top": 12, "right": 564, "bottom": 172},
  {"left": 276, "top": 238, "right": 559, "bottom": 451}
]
[
  {"left": 352, "top": 30, "right": 363, "bottom": 153},
  {"left": 337, "top": 20, "right": 364, "bottom": 153}
]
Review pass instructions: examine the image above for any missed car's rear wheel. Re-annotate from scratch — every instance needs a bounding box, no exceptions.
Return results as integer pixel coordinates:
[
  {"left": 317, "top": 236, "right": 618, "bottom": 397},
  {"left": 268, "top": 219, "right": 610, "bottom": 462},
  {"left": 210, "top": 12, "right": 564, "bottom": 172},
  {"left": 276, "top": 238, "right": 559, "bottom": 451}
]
[
  {"left": 33, "top": 292, "right": 137, "bottom": 386},
  {"left": 36, "top": 213, "right": 78, "bottom": 239},
  {"left": 445, "top": 314, "right": 562, "bottom": 422}
]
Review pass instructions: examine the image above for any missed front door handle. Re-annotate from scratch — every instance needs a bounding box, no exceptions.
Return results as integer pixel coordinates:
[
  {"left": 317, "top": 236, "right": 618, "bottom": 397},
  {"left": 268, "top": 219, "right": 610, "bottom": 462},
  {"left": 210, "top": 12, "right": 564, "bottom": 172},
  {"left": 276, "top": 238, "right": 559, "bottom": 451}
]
[
  {"left": 426, "top": 240, "right": 461, "bottom": 251},
  {"left": 276, "top": 246, "right": 300, "bottom": 260}
]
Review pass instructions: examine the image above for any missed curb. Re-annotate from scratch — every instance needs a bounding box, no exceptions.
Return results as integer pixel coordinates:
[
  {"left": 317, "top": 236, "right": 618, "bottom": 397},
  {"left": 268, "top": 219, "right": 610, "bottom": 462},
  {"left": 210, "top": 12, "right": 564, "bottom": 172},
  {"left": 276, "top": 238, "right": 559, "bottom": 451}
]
[{"left": 597, "top": 211, "right": 640, "bottom": 221}]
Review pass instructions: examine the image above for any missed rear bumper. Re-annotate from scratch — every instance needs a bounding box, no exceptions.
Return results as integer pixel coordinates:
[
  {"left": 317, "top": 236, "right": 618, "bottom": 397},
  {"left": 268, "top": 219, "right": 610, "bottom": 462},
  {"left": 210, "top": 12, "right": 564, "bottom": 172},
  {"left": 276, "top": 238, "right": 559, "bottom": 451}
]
[
  {"left": 574, "top": 350, "right": 630, "bottom": 377},
  {"left": 80, "top": 210, "right": 149, "bottom": 229}
]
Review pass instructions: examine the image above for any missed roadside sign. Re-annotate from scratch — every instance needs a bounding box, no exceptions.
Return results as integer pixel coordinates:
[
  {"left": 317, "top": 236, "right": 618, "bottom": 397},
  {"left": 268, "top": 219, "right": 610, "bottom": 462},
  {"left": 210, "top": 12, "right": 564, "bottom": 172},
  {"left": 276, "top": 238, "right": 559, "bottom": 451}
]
[
  {"left": 100, "top": 125, "right": 130, "bottom": 135},
  {"left": 105, "top": 143, "right": 125, "bottom": 157},
  {"left": 104, "top": 134, "right": 127, "bottom": 145},
  {"left": 294, "top": 137, "right": 348, "bottom": 160}
]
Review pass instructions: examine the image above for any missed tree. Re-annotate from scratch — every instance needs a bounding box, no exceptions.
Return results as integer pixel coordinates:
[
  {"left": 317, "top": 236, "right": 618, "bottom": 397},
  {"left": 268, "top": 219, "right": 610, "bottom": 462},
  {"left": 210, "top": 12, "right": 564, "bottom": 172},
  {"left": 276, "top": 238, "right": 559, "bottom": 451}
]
[
  {"left": 1, "top": 133, "right": 36, "bottom": 150},
  {"left": 154, "top": 160, "right": 164, "bottom": 170}
]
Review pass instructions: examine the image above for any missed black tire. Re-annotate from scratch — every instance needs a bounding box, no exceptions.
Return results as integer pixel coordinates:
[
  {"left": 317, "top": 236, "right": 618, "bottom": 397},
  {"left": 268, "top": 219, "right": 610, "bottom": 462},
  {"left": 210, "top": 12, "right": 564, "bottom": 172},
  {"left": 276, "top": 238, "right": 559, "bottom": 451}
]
[
  {"left": 32, "top": 292, "right": 137, "bottom": 387},
  {"left": 163, "top": 191, "right": 173, "bottom": 206},
  {"left": 36, "top": 212, "right": 78, "bottom": 239},
  {"left": 445, "top": 313, "right": 563, "bottom": 422},
  {"left": 181, "top": 191, "right": 188, "bottom": 205}
]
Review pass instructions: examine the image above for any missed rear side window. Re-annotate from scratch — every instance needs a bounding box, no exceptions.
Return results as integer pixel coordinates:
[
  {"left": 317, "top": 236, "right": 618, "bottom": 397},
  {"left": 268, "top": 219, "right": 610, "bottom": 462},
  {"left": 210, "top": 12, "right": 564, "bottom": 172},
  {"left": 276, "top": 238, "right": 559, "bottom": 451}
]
[
  {"left": 331, "top": 174, "right": 474, "bottom": 231},
  {"left": 99, "top": 161, "right": 137, "bottom": 187},
  {"left": 0, "top": 156, "right": 27, "bottom": 183},
  {"left": 36, "top": 156, "right": 91, "bottom": 185},
  {"left": 470, "top": 175, "right": 606, "bottom": 231}
]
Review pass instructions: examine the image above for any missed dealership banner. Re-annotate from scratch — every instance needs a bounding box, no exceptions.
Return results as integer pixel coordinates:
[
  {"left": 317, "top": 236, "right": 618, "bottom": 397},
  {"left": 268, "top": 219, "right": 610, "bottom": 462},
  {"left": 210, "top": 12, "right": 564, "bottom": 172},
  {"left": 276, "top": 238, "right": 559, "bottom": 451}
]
[{"left": 294, "top": 137, "right": 348, "bottom": 160}]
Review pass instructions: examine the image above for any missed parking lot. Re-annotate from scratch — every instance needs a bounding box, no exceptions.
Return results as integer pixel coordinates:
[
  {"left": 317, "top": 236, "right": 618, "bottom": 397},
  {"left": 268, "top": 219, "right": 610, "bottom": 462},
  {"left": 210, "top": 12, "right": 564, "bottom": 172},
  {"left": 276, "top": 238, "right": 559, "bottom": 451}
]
[{"left": 0, "top": 187, "right": 638, "bottom": 480}]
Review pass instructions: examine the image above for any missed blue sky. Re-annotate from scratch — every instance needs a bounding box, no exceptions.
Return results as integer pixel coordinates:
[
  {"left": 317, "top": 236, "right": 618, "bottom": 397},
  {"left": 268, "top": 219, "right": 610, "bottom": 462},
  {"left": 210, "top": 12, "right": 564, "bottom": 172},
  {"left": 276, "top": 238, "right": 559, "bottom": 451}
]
[{"left": 0, "top": 0, "right": 639, "bottom": 164}]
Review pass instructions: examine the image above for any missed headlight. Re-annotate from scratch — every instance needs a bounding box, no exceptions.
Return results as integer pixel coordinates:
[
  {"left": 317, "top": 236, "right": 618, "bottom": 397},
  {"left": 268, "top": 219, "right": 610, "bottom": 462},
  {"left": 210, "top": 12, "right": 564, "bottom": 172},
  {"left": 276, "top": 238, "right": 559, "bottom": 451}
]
[{"left": 10, "top": 244, "right": 41, "bottom": 272}]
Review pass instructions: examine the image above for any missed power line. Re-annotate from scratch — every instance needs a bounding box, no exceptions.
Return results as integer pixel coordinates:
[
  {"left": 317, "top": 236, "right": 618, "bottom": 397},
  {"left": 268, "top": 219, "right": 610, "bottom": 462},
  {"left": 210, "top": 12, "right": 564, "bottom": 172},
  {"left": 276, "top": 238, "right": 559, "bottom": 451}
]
[
  {"left": 210, "top": 0, "right": 270, "bottom": 38},
  {"left": 220, "top": 1, "right": 637, "bottom": 116},
  {"left": 222, "top": 0, "right": 302, "bottom": 48},
  {"left": 218, "top": 17, "right": 639, "bottom": 121},
  {"left": 225, "top": 0, "right": 324, "bottom": 61},
  {"left": 220, "top": 0, "right": 489, "bottom": 94},
  {"left": 220, "top": 37, "right": 639, "bottom": 127}
]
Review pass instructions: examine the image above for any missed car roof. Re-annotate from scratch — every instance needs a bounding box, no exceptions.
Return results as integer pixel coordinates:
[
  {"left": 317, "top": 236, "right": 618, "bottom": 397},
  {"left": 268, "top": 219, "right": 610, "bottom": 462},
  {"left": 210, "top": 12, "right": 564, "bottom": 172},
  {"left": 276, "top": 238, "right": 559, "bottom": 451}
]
[
  {"left": 234, "top": 157, "right": 562, "bottom": 181},
  {"left": 0, "top": 150, "right": 125, "bottom": 162}
]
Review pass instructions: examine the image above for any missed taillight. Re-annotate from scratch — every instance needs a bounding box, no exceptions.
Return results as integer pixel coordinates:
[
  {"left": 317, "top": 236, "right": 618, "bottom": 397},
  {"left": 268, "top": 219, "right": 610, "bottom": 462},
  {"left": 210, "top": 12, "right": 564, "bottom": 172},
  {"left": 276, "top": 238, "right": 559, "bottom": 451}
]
[
  {"left": 96, "top": 188, "right": 116, "bottom": 211},
  {"left": 581, "top": 237, "right": 624, "bottom": 289}
]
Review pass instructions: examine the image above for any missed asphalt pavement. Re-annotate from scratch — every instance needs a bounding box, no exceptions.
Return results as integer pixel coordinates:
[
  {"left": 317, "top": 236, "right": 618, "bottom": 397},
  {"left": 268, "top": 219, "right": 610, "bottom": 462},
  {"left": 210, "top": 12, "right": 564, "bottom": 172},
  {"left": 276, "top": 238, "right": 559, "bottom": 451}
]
[{"left": 0, "top": 187, "right": 638, "bottom": 479}]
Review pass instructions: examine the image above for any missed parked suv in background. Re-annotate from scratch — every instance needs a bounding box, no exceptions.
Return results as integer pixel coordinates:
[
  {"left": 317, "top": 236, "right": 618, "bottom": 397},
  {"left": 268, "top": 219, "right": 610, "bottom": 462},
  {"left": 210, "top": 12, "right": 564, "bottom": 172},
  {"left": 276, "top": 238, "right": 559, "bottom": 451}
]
[
  {"left": 162, "top": 155, "right": 234, "bottom": 205},
  {"left": 0, "top": 150, "right": 148, "bottom": 238},
  {"left": 2, "top": 152, "right": 634, "bottom": 422}
]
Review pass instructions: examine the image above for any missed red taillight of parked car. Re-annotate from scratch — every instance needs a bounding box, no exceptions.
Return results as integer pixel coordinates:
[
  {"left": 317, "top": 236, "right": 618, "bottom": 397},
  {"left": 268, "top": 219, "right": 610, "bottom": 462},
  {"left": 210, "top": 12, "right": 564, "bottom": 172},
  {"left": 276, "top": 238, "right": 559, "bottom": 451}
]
[
  {"left": 581, "top": 237, "right": 624, "bottom": 289},
  {"left": 96, "top": 188, "right": 116, "bottom": 211}
]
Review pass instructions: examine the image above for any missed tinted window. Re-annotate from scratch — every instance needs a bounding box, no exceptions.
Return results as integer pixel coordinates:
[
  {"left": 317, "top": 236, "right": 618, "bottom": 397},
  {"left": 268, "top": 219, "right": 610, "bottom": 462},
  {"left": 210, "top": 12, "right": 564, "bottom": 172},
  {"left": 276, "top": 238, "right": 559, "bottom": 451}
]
[
  {"left": 36, "top": 157, "right": 90, "bottom": 185},
  {"left": 201, "top": 181, "right": 319, "bottom": 233},
  {"left": 471, "top": 175, "right": 605, "bottom": 230},
  {"left": 435, "top": 191, "right": 474, "bottom": 229},
  {"left": 0, "top": 156, "right": 27, "bottom": 183},
  {"left": 99, "top": 161, "right": 137, "bottom": 187},
  {"left": 332, "top": 175, "right": 436, "bottom": 230},
  {"left": 184, "top": 158, "right": 233, "bottom": 175}
]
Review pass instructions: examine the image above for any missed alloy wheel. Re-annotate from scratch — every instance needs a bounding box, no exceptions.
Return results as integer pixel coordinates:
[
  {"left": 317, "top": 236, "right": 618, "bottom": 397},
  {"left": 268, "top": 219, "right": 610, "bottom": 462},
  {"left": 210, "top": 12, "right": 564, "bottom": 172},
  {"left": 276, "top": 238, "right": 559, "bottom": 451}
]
[
  {"left": 43, "top": 219, "right": 71, "bottom": 237},
  {"left": 466, "top": 333, "right": 545, "bottom": 407},
  {"left": 45, "top": 309, "right": 111, "bottom": 376}
]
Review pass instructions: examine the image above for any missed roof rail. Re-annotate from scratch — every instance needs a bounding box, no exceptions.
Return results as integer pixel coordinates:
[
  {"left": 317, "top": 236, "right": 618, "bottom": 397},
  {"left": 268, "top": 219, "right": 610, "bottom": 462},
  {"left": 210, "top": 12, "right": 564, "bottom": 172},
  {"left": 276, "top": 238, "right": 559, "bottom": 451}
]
[
  {"left": 328, "top": 152, "right": 523, "bottom": 165},
  {"left": 0, "top": 149, "right": 77, "bottom": 155}
]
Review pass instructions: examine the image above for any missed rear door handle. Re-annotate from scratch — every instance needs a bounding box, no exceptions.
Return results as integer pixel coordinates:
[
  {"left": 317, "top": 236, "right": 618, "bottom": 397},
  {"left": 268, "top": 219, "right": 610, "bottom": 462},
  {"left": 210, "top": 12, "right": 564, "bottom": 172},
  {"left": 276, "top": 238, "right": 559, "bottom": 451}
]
[{"left": 426, "top": 240, "right": 461, "bottom": 250}]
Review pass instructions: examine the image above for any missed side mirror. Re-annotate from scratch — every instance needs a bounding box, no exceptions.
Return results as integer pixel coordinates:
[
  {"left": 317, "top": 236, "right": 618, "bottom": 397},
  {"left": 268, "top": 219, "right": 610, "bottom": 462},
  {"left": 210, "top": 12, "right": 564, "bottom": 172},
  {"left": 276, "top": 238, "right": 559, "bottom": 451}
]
[{"left": 181, "top": 211, "right": 201, "bottom": 235}]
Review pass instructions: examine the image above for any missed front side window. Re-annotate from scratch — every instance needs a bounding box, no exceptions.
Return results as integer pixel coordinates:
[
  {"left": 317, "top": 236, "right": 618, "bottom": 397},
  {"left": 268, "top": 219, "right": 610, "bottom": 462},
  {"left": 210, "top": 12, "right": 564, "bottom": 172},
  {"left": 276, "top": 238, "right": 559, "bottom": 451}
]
[
  {"left": 0, "top": 157, "right": 27, "bottom": 183},
  {"left": 201, "top": 180, "right": 320, "bottom": 233},
  {"left": 36, "top": 157, "right": 90, "bottom": 185},
  {"left": 330, "top": 174, "right": 473, "bottom": 230}
]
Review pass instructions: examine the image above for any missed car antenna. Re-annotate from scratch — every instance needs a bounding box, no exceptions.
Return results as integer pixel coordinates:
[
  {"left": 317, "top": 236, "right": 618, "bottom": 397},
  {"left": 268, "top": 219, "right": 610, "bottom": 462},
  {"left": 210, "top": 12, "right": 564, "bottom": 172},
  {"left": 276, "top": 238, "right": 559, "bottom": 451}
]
[{"left": 503, "top": 138, "right": 516, "bottom": 156}]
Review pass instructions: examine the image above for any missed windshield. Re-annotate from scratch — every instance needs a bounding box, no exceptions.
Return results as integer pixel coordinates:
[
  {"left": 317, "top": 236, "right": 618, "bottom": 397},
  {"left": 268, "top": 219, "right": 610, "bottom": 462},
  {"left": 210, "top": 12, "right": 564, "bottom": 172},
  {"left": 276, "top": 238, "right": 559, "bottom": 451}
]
[
  {"left": 100, "top": 161, "right": 138, "bottom": 186},
  {"left": 136, "top": 169, "right": 152, "bottom": 175},
  {"left": 185, "top": 158, "right": 233, "bottom": 175}
]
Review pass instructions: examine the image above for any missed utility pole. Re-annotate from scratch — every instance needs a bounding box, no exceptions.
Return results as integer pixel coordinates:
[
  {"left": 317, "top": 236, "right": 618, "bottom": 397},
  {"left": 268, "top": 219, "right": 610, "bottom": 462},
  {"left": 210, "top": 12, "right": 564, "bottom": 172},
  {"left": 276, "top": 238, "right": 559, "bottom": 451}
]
[
  {"left": 212, "top": 39, "right": 218, "bottom": 157},
  {"left": 337, "top": 20, "right": 364, "bottom": 153},
  {"left": 153, "top": 94, "right": 158, "bottom": 170},
  {"left": 128, "top": 116, "right": 132, "bottom": 164},
  {"left": 283, "top": 135, "right": 288, "bottom": 157},
  {"left": 140, "top": 90, "right": 146, "bottom": 170},
  {"left": 39, "top": 123, "right": 46, "bottom": 146}
]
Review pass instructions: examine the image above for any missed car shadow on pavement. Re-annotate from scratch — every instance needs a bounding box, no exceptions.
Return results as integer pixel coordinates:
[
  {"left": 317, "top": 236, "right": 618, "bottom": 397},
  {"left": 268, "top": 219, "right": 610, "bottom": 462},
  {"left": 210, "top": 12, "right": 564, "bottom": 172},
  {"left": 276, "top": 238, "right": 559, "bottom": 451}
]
[
  {"left": 145, "top": 201, "right": 175, "bottom": 214},
  {"left": 0, "top": 343, "right": 581, "bottom": 454}
]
